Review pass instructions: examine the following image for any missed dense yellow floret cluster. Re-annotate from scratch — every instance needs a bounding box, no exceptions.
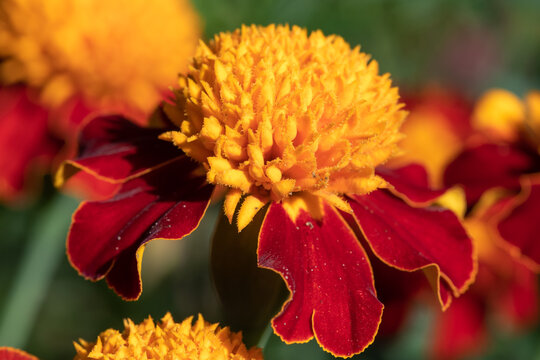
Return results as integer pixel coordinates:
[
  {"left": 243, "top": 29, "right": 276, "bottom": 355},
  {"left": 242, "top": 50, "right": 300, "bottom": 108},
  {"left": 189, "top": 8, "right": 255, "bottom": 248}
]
[
  {"left": 73, "top": 313, "right": 263, "bottom": 360},
  {"left": 161, "top": 24, "right": 406, "bottom": 228},
  {"left": 0, "top": 0, "right": 200, "bottom": 114}
]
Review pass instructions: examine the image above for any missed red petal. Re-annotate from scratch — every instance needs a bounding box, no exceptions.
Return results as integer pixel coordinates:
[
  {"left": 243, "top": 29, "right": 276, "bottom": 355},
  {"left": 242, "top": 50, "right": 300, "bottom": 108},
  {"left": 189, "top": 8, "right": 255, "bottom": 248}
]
[
  {"left": 349, "top": 190, "right": 475, "bottom": 308},
  {"left": 431, "top": 295, "right": 486, "bottom": 360},
  {"left": 67, "top": 156, "right": 213, "bottom": 299},
  {"left": 444, "top": 143, "right": 540, "bottom": 204},
  {"left": 0, "top": 86, "right": 62, "bottom": 202},
  {"left": 402, "top": 88, "right": 473, "bottom": 139},
  {"left": 0, "top": 347, "right": 38, "bottom": 360},
  {"left": 496, "top": 260, "right": 539, "bottom": 326},
  {"left": 377, "top": 164, "right": 446, "bottom": 204},
  {"left": 58, "top": 115, "right": 180, "bottom": 184},
  {"left": 497, "top": 183, "right": 540, "bottom": 270},
  {"left": 258, "top": 202, "right": 383, "bottom": 357}
]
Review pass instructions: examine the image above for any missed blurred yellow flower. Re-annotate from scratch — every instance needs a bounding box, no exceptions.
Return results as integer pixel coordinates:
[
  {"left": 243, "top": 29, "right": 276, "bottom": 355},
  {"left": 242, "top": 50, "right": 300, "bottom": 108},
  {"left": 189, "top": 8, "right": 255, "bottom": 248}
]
[
  {"left": 0, "top": 0, "right": 200, "bottom": 116},
  {"left": 472, "top": 89, "right": 540, "bottom": 144},
  {"left": 160, "top": 24, "right": 406, "bottom": 229},
  {"left": 73, "top": 313, "right": 263, "bottom": 360}
]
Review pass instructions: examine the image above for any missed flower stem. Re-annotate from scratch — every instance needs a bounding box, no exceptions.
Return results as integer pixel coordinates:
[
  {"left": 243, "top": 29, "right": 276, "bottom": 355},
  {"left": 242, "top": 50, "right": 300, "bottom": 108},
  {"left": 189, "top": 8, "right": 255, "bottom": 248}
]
[
  {"left": 257, "top": 322, "right": 273, "bottom": 350},
  {"left": 0, "top": 194, "right": 78, "bottom": 347}
]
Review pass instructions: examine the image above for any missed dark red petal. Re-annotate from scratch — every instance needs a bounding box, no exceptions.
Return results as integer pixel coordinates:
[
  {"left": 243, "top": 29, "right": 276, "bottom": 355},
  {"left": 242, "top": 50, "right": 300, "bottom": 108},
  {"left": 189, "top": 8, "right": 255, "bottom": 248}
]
[
  {"left": 58, "top": 114, "right": 180, "bottom": 185},
  {"left": 349, "top": 190, "right": 475, "bottom": 308},
  {"left": 0, "top": 86, "right": 62, "bottom": 202},
  {"left": 258, "top": 202, "right": 383, "bottom": 357},
  {"left": 377, "top": 164, "right": 446, "bottom": 204},
  {"left": 444, "top": 143, "right": 540, "bottom": 205},
  {"left": 0, "top": 347, "right": 38, "bottom": 360},
  {"left": 497, "top": 183, "right": 540, "bottom": 270},
  {"left": 67, "top": 156, "right": 213, "bottom": 299},
  {"left": 431, "top": 295, "right": 486, "bottom": 360}
]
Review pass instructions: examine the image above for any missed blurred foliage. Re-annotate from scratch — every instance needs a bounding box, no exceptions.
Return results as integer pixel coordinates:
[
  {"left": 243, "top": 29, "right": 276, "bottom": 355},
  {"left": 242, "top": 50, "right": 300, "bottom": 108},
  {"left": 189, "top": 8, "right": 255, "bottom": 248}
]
[{"left": 1, "top": 0, "right": 539, "bottom": 359}]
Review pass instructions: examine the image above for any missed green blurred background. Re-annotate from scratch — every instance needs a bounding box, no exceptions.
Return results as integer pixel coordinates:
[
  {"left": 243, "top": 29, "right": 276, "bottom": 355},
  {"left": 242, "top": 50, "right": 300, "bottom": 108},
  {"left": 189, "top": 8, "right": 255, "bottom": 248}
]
[{"left": 1, "top": 0, "right": 539, "bottom": 359}]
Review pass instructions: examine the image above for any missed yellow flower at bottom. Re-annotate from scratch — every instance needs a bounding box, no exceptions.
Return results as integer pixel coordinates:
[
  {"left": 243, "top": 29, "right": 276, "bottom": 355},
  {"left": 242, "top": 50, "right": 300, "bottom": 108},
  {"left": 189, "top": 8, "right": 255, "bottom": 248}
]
[
  {"left": 73, "top": 313, "right": 263, "bottom": 360},
  {"left": 160, "top": 24, "right": 406, "bottom": 229},
  {"left": 0, "top": 0, "right": 200, "bottom": 114}
]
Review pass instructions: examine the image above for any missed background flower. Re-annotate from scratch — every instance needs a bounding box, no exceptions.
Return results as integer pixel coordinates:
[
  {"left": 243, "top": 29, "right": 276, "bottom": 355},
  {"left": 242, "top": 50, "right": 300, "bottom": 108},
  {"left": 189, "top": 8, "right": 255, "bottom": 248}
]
[
  {"left": 392, "top": 88, "right": 539, "bottom": 359},
  {"left": 0, "top": 0, "right": 200, "bottom": 203}
]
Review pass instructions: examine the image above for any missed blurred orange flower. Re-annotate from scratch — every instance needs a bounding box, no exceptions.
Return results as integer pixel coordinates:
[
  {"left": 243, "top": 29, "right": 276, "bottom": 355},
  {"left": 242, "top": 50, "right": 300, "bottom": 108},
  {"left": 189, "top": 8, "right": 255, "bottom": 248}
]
[{"left": 0, "top": 0, "right": 200, "bottom": 203}]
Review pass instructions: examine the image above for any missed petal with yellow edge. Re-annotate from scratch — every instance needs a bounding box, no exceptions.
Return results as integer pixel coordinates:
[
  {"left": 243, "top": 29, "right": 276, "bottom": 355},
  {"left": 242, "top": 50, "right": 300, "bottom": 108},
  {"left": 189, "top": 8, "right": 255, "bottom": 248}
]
[
  {"left": 258, "top": 202, "right": 383, "bottom": 358},
  {"left": 56, "top": 115, "right": 181, "bottom": 186},
  {"left": 497, "top": 183, "right": 540, "bottom": 271},
  {"left": 67, "top": 157, "right": 213, "bottom": 300},
  {"left": 377, "top": 164, "right": 447, "bottom": 205},
  {"left": 349, "top": 190, "right": 475, "bottom": 309}
]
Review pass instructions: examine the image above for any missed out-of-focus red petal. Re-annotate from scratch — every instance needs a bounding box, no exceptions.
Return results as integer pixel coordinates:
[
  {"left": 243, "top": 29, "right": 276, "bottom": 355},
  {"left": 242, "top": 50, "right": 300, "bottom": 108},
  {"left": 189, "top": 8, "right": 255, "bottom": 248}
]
[
  {"left": 497, "top": 183, "right": 540, "bottom": 271},
  {"left": 402, "top": 88, "right": 473, "bottom": 139},
  {"left": 496, "top": 260, "right": 539, "bottom": 327},
  {"left": 444, "top": 143, "right": 540, "bottom": 205},
  {"left": 349, "top": 190, "right": 475, "bottom": 309},
  {"left": 0, "top": 347, "right": 38, "bottom": 360},
  {"left": 0, "top": 86, "right": 62, "bottom": 202},
  {"left": 61, "top": 170, "right": 121, "bottom": 201},
  {"left": 431, "top": 294, "right": 486, "bottom": 360},
  {"left": 377, "top": 164, "right": 446, "bottom": 205},
  {"left": 67, "top": 156, "right": 213, "bottom": 300},
  {"left": 258, "top": 202, "right": 383, "bottom": 357},
  {"left": 57, "top": 115, "right": 180, "bottom": 185}
]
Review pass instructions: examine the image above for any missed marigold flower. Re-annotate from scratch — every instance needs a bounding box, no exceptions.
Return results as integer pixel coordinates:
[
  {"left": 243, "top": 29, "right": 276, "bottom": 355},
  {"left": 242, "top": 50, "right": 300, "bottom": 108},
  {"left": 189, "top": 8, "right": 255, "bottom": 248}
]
[
  {"left": 73, "top": 313, "right": 262, "bottom": 360},
  {"left": 394, "top": 88, "right": 539, "bottom": 360},
  {"left": 58, "top": 25, "right": 475, "bottom": 357},
  {"left": 0, "top": 0, "right": 200, "bottom": 203},
  {"left": 0, "top": 0, "right": 199, "bottom": 115}
]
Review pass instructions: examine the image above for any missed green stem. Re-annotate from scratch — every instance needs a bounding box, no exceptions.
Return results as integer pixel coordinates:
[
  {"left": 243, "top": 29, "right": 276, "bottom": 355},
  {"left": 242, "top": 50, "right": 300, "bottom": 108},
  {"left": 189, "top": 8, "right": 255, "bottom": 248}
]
[
  {"left": 257, "top": 322, "right": 274, "bottom": 350},
  {"left": 0, "top": 194, "right": 79, "bottom": 348}
]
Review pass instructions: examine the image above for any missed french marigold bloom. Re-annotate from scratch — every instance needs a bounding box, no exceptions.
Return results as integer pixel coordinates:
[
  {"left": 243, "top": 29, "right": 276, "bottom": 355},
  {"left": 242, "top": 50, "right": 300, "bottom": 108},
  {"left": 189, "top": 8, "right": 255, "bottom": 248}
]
[
  {"left": 58, "top": 25, "right": 475, "bottom": 357},
  {"left": 0, "top": 0, "right": 200, "bottom": 203},
  {"left": 394, "top": 89, "right": 539, "bottom": 360},
  {"left": 445, "top": 89, "right": 540, "bottom": 270},
  {"left": 0, "top": 347, "right": 38, "bottom": 360},
  {"left": 74, "top": 313, "right": 262, "bottom": 360}
]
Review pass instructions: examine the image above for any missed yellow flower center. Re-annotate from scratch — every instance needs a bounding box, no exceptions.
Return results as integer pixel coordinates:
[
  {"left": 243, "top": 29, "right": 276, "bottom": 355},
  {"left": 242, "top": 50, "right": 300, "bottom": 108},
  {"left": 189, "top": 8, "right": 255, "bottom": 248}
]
[
  {"left": 74, "top": 313, "right": 263, "bottom": 360},
  {"left": 0, "top": 0, "right": 200, "bottom": 114},
  {"left": 161, "top": 25, "right": 405, "bottom": 229}
]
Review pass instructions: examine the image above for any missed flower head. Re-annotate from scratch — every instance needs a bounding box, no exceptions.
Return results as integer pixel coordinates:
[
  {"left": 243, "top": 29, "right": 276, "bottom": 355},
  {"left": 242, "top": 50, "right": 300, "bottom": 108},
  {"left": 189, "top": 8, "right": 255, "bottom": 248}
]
[
  {"left": 0, "top": 0, "right": 200, "bottom": 115},
  {"left": 161, "top": 24, "right": 405, "bottom": 228},
  {"left": 74, "top": 313, "right": 262, "bottom": 360},
  {"left": 58, "top": 25, "right": 475, "bottom": 358}
]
